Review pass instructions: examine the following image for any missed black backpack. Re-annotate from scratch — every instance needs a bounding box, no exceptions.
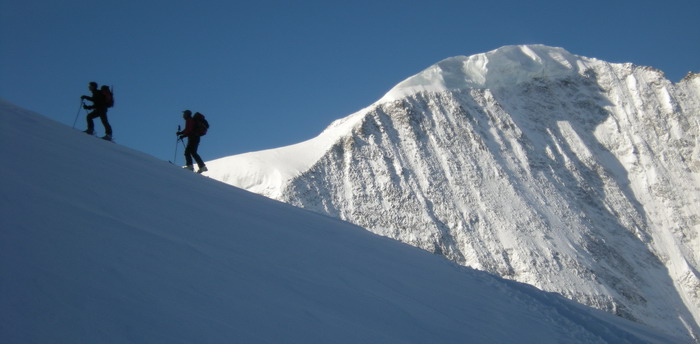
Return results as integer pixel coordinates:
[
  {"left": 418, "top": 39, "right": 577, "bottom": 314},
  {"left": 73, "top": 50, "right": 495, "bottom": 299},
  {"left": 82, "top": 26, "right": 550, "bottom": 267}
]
[
  {"left": 193, "top": 112, "right": 209, "bottom": 136},
  {"left": 101, "top": 86, "right": 114, "bottom": 108}
]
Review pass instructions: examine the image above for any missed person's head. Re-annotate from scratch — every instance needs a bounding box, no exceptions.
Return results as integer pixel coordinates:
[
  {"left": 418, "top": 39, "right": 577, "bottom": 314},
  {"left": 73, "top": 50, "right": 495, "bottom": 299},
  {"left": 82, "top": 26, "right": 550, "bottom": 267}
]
[
  {"left": 88, "top": 82, "right": 98, "bottom": 91},
  {"left": 182, "top": 110, "right": 192, "bottom": 119}
]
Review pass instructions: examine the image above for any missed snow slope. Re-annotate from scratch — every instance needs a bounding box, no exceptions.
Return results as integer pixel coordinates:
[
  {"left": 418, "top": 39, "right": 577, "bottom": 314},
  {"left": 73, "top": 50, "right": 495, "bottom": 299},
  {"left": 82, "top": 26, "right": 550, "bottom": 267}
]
[
  {"left": 0, "top": 101, "right": 686, "bottom": 343},
  {"left": 204, "top": 45, "right": 700, "bottom": 342},
  {"left": 211, "top": 107, "right": 369, "bottom": 198}
]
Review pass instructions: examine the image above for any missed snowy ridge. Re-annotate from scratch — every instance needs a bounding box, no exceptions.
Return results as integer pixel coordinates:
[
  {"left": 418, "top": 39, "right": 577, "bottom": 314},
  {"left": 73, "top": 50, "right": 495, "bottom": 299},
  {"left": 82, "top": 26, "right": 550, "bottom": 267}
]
[
  {"left": 205, "top": 45, "right": 700, "bottom": 342},
  {"left": 0, "top": 100, "right": 686, "bottom": 343},
  {"left": 380, "top": 45, "right": 594, "bottom": 102},
  {"left": 207, "top": 107, "right": 368, "bottom": 198}
]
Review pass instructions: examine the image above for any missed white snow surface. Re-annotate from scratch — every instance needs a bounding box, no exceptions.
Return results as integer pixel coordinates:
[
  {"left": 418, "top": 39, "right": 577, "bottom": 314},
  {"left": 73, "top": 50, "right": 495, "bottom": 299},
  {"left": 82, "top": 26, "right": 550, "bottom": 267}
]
[
  {"left": 379, "top": 45, "right": 592, "bottom": 102},
  {"left": 1, "top": 100, "right": 686, "bottom": 343},
  {"left": 205, "top": 45, "right": 700, "bottom": 342},
  {"left": 210, "top": 108, "right": 368, "bottom": 198}
]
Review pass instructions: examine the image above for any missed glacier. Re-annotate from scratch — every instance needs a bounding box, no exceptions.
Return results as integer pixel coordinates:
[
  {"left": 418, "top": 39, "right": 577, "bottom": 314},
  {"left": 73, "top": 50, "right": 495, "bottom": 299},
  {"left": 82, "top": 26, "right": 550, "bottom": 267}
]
[{"left": 205, "top": 45, "right": 700, "bottom": 341}]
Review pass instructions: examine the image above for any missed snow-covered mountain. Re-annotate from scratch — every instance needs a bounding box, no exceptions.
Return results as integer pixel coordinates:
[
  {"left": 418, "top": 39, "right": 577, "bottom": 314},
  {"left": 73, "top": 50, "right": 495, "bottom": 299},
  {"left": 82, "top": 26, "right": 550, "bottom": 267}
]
[
  {"left": 2, "top": 100, "right": 686, "bottom": 343},
  {"left": 206, "top": 45, "right": 700, "bottom": 342}
]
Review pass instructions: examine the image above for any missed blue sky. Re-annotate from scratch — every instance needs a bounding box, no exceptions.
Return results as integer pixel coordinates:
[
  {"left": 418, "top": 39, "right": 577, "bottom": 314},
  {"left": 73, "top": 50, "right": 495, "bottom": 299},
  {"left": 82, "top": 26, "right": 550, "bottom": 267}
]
[{"left": 1, "top": 0, "right": 698, "bottom": 162}]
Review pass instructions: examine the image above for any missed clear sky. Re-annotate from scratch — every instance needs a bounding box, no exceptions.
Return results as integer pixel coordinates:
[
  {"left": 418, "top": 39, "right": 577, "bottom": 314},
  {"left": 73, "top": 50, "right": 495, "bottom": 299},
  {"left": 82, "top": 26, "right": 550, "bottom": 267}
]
[{"left": 1, "top": 0, "right": 698, "bottom": 162}]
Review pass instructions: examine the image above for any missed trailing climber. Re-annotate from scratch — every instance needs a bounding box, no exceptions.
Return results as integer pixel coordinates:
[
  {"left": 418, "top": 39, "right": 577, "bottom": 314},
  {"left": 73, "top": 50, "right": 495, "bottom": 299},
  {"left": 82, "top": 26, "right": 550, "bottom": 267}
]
[{"left": 177, "top": 110, "right": 208, "bottom": 173}]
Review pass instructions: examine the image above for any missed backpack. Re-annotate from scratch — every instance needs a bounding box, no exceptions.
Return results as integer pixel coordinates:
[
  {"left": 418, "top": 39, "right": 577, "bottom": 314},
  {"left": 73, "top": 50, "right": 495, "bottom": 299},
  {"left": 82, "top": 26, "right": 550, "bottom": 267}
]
[
  {"left": 101, "top": 86, "right": 114, "bottom": 108},
  {"left": 193, "top": 112, "right": 209, "bottom": 136}
]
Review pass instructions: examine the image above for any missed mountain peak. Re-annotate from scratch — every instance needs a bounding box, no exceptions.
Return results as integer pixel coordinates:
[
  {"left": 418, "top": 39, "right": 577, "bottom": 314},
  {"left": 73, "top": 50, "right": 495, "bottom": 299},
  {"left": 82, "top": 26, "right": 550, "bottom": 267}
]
[
  {"left": 206, "top": 45, "right": 700, "bottom": 341},
  {"left": 380, "top": 45, "right": 591, "bottom": 102}
]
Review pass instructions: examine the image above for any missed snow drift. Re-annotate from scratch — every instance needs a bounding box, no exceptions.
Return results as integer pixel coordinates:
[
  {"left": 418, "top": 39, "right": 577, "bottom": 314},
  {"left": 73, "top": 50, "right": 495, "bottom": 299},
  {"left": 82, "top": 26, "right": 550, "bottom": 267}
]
[
  {"left": 0, "top": 100, "right": 687, "bottom": 343},
  {"left": 205, "top": 45, "right": 700, "bottom": 342}
]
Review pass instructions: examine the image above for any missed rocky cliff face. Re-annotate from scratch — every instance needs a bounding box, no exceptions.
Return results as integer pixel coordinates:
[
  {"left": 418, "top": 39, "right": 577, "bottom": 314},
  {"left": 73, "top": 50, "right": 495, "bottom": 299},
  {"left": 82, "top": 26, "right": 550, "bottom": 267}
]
[{"left": 207, "top": 46, "right": 700, "bottom": 341}]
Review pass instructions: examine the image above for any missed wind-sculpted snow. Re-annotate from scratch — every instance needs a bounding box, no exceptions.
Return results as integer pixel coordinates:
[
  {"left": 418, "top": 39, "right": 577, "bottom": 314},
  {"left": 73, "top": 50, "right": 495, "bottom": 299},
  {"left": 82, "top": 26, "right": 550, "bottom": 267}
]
[
  {"left": 207, "top": 45, "right": 700, "bottom": 341},
  {"left": 379, "top": 45, "right": 592, "bottom": 102}
]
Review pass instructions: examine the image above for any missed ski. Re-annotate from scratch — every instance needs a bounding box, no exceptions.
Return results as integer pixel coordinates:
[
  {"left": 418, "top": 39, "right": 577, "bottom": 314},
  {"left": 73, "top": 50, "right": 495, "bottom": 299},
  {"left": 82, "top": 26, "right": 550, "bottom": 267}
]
[{"left": 80, "top": 130, "right": 114, "bottom": 143}]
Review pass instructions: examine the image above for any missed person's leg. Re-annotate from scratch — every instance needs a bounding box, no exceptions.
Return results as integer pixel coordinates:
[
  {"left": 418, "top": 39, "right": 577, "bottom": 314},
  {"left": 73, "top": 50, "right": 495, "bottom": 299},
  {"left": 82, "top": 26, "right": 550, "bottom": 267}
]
[
  {"left": 85, "top": 111, "right": 98, "bottom": 133},
  {"left": 187, "top": 136, "right": 207, "bottom": 172},
  {"left": 184, "top": 138, "right": 195, "bottom": 168},
  {"left": 99, "top": 112, "right": 112, "bottom": 136},
  {"left": 191, "top": 137, "right": 205, "bottom": 168}
]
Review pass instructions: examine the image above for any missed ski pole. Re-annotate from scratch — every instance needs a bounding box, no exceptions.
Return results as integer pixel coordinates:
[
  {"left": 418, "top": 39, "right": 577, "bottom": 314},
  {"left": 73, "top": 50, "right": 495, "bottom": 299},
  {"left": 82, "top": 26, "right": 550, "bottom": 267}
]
[
  {"left": 173, "top": 125, "right": 181, "bottom": 164},
  {"left": 72, "top": 100, "right": 85, "bottom": 129}
]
